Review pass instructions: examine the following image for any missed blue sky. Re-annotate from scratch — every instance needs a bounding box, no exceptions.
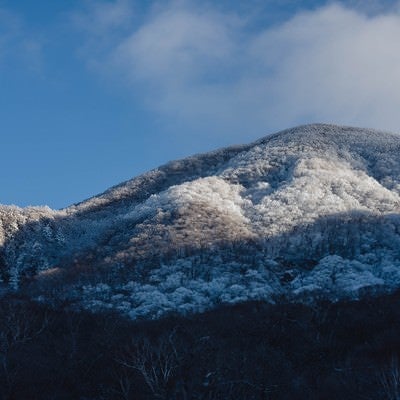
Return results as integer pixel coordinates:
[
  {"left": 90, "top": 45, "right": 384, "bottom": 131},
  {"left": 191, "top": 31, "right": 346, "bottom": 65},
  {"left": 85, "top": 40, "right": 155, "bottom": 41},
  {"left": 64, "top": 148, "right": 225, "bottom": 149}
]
[{"left": 1, "top": 0, "right": 400, "bottom": 209}]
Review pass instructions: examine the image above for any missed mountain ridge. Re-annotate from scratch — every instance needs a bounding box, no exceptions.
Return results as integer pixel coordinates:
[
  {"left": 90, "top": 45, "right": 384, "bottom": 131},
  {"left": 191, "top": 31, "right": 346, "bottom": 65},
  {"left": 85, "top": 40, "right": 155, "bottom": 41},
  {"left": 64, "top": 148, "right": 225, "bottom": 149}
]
[
  {"left": 1, "top": 123, "right": 400, "bottom": 319},
  {"left": 66, "top": 123, "right": 400, "bottom": 214}
]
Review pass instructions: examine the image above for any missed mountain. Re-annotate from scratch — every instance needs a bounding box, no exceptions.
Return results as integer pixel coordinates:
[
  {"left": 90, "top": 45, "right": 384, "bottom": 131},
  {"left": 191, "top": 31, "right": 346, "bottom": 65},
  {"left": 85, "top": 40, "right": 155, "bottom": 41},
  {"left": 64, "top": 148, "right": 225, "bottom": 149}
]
[{"left": 1, "top": 123, "right": 400, "bottom": 319}]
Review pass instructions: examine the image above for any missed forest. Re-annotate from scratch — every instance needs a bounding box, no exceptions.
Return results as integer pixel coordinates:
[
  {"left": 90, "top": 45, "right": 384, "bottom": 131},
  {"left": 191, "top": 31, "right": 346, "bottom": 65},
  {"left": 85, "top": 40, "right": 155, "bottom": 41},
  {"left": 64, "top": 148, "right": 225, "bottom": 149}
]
[{"left": 1, "top": 291, "right": 400, "bottom": 399}]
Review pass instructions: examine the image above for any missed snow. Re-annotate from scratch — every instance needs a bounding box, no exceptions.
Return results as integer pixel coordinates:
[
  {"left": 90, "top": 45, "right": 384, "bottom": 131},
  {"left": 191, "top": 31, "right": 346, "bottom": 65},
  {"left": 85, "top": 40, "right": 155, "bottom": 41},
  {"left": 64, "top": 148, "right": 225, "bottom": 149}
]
[{"left": 2, "top": 123, "right": 400, "bottom": 319}]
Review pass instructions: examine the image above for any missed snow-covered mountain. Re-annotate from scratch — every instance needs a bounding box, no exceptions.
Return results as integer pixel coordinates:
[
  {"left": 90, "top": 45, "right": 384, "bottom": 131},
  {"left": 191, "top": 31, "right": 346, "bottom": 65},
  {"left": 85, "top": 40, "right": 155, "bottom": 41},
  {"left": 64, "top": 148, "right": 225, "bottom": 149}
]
[{"left": 2, "top": 123, "right": 400, "bottom": 319}]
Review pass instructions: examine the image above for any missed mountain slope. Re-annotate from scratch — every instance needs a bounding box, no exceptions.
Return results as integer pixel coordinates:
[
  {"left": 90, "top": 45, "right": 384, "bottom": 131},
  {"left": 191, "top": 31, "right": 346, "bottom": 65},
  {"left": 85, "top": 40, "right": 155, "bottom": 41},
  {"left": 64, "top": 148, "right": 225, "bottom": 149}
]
[{"left": 1, "top": 123, "right": 400, "bottom": 318}]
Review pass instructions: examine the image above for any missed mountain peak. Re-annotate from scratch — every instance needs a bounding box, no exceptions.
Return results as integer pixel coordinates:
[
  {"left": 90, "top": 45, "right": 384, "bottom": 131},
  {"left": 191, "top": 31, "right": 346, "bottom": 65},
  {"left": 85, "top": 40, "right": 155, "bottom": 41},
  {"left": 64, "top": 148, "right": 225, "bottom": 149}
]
[
  {"left": 1, "top": 124, "right": 400, "bottom": 319},
  {"left": 67, "top": 123, "right": 400, "bottom": 215},
  {"left": 258, "top": 123, "right": 399, "bottom": 147}
]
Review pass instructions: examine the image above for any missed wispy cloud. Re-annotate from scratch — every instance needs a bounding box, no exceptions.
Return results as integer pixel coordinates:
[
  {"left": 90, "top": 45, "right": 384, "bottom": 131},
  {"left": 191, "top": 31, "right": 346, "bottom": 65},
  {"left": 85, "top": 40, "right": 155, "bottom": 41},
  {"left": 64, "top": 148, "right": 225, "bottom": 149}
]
[
  {"left": 0, "top": 7, "right": 42, "bottom": 71},
  {"left": 343, "top": 0, "right": 400, "bottom": 15},
  {"left": 72, "top": 0, "right": 133, "bottom": 39},
  {"left": 74, "top": 1, "right": 400, "bottom": 138}
]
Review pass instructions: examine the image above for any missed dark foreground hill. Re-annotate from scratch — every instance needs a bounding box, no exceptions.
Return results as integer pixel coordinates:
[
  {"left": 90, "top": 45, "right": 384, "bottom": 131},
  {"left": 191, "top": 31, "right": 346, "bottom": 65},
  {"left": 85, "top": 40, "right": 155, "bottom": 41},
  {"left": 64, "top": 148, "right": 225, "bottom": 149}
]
[{"left": 2, "top": 292, "right": 400, "bottom": 399}]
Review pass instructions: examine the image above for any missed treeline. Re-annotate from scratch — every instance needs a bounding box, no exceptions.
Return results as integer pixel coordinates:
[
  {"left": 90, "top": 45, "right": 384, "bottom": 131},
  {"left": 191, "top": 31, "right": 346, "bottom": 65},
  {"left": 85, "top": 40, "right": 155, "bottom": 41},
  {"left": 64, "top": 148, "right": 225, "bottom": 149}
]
[{"left": 1, "top": 292, "right": 400, "bottom": 399}]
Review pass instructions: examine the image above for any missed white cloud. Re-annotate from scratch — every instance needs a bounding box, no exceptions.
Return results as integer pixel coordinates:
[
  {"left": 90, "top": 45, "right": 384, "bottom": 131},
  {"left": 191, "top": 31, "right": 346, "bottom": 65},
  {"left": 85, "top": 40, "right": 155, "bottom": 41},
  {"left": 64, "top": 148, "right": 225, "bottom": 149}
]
[
  {"left": 77, "top": 1, "right": 400, "bottom": 137},
  {"left": 250, "top": 4, "right": 400, "bottom": 130}
]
